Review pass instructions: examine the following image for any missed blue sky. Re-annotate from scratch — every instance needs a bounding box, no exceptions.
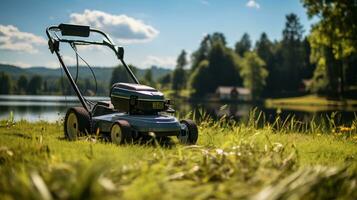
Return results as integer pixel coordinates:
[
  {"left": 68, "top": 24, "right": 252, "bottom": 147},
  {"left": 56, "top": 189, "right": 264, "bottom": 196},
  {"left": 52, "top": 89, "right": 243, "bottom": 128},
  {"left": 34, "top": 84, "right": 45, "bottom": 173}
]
[{"left": 0, "top": 0, "right": 313, "bottom": 69}]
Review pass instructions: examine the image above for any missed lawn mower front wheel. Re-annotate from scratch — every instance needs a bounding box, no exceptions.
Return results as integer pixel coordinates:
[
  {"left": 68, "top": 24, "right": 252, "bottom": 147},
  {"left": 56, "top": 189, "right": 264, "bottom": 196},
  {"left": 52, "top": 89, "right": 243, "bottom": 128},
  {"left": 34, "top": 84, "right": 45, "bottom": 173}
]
[
  {"left": 178, "top": 119, "right": 198, "bottom": 145},
  {"left": 110, "top": 120, "right": 132, "bottom": 145},
  {"left": 64, "top": 107, "right": 90, "bottom": 140}
]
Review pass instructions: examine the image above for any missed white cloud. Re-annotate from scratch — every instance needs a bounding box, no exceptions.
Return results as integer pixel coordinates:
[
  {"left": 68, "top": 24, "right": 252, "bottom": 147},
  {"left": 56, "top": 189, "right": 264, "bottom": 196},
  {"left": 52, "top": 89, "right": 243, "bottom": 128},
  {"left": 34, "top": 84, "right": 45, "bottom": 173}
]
[
  {"left": 69, "top": 10, "right": 159, "bottom": 44},
  {"left": 62, "top": 55, "right": 77, "bottom": 66},
  {"left": 0, "top": 25, "right": 46, "bottom": 54},
  {"left": 45, "top": 56, "right": 79, "bottom": 68},
  {"left": 246, "top": 0, "right": 260, "bottom": 9},
  {"left": 45, "top": 61, "right": 60, "bottom": 68},
  {"left": 142, "top": 55, "right": 176, "bottom": 69}
]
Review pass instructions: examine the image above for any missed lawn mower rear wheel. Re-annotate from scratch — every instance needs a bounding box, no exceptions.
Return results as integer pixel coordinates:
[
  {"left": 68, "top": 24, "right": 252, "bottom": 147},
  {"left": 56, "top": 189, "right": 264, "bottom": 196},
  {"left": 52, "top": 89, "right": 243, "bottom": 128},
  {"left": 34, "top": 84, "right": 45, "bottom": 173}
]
[{"left": 64, "top": 107, "right": 90, "bottom": 140}]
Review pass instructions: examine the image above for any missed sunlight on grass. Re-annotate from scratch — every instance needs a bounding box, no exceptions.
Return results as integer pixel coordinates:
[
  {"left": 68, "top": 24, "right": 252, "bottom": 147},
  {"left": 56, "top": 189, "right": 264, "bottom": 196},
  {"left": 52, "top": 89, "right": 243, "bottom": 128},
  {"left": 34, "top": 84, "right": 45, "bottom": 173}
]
[{"left": 0, "top": 110, "right": 356, "bottom": 199}]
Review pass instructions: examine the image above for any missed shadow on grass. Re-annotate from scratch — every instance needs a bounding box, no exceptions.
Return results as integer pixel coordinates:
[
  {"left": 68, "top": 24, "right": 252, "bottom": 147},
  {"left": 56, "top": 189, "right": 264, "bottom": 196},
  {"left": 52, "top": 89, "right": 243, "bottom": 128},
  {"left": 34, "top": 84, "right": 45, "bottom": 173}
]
[
  {"left": 57, "top": 135, "right": 176, "bottom": 148},
  {"left": 3, "top": 132, "right": 32, "bottom": 140}
]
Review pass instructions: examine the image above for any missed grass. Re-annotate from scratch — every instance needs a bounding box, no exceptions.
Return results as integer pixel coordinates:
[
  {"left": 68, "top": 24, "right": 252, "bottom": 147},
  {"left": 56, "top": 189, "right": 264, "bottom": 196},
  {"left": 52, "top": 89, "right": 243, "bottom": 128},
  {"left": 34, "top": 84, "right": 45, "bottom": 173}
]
[
  {"left": 265, "top": 95, "right": 357, "bottom": 112},
  {"left": 0, "top": 110, "right": 357, "bottom": 199}
]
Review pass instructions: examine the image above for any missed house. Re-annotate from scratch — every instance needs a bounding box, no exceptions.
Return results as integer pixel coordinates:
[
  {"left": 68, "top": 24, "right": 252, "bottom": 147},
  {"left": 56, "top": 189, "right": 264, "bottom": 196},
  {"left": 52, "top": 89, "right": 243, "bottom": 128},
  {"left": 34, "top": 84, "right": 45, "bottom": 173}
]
[{"left": 215, "top": 86, "right": 252, "bottom": 101}]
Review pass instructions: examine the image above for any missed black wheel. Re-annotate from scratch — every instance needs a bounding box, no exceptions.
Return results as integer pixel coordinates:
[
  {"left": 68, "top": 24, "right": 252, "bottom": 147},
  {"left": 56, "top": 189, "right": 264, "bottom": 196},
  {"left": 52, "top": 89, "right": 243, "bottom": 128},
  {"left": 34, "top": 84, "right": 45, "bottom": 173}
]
[
  {"left": 64, "top": 107, "right": 90, "bottom": 140},
  {"left": 178, "top": 119, "right": 198, "bottom": 145},
  {"left": 110, "top": 120, "right": 132, "bottom": 145}
]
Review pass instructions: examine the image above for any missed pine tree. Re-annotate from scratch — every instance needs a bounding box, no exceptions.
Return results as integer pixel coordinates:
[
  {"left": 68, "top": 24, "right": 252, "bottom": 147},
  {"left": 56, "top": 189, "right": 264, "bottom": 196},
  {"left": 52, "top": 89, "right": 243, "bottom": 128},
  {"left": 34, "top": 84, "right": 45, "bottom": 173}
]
[
  {"left": 235, "top": 33, "right": 252, "bottom": 57},
  {"left": 0, "top": 72, "right": 12, "bottom": 94},
  {"left": 172, "top": 50, "right": 187, "bottom": 91},
  {"left": 278, "top": 13, "right": 305, "bottom": 92}
]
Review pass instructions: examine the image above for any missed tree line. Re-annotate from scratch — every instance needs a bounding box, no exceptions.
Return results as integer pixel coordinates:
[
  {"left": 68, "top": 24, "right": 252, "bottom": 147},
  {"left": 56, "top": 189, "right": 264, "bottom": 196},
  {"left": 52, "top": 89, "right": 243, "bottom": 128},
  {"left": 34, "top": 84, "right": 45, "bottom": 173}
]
[
  {"left": 0, "top": 73, "right": 107, "bottom": 96},
  {"left": 154, "top": 1, "right": 357, "bottom": 100},
  {"left": 0, "top": 65, "right": 168, "bottom": 96},
  {"left": 151, "top": 13, "right": 312, "bottom": 100}
]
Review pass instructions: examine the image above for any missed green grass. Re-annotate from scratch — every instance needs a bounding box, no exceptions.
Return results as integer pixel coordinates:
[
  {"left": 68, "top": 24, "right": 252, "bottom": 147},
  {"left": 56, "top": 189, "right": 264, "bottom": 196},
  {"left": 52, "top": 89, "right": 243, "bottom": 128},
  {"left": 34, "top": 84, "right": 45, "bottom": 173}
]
[
  {"left": 0, "top": 112, "right": 356, "bottom": 199},
  {"left": 265, "top": 95, "right": 357, "bottom": 112}
]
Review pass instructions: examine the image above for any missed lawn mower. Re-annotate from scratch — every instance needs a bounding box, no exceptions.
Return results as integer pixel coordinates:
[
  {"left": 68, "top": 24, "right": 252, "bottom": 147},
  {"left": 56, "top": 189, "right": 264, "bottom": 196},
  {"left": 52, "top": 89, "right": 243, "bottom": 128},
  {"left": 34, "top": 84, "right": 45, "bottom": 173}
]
[{"left": 46, "top": 24, "right": 198, "bottom": 145}]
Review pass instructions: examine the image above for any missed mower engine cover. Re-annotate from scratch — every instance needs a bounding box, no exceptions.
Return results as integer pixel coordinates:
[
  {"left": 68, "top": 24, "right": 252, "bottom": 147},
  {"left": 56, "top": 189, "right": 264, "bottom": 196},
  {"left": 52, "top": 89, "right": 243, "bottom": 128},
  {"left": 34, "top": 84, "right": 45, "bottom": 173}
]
[{"left": 110, "top": 83, "right": 166, "bottom": 114}]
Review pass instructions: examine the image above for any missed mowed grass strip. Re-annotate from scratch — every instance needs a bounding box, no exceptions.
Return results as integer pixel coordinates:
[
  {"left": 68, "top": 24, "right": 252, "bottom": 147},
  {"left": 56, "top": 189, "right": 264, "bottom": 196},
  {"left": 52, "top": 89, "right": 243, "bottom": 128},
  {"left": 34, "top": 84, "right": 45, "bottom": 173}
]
[{"left": 0, "top": 118, "right": 356, "bottom": 200}]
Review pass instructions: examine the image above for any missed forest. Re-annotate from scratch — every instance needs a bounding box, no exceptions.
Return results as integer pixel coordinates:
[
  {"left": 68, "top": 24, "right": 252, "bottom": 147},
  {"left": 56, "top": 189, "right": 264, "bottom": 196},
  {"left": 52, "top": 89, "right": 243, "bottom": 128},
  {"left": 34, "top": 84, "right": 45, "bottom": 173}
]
[{"left": 166, "top": 0, "right": 357, "bottom": 100}]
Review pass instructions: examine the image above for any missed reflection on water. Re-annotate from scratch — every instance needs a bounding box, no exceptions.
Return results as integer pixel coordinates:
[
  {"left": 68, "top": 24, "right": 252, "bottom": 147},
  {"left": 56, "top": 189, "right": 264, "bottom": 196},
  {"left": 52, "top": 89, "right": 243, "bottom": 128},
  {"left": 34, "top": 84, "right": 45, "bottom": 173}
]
[
  {"left": 0, "top": 95, "right": 108, "bottom": 122},
  {"left": 0, "top": 105, "right": 68, "bottom": 122},
  {"left": 176, "top": 101, "right": 356, "bottom": 125},
  {"left": 0, "top": 95, "right": 109, "bottom": 102},
  {"left": 0, "top": 95, "right": 356, "bottom": 124}
]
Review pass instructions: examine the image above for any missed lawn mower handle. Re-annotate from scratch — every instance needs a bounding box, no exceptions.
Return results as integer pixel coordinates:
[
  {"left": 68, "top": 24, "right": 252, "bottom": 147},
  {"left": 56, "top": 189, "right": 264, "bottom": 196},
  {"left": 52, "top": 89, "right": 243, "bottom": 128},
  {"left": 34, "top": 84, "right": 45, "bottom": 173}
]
[{"left": 46, "top": 24, "right": 140, "bottom": 113}]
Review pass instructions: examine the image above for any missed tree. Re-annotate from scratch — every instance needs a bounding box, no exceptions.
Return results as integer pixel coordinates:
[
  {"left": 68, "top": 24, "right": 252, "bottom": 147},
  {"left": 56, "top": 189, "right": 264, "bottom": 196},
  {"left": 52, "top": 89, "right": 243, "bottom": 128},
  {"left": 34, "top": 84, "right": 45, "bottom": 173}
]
[
  {"left": 158, "top": 73, "right": 171, "bottom": 89},
  {"left": 302, "top": 0, "right": 357, "bottom": 97},
  {"left": 211, "top": 32, "right": 227, "bottom": 46},
  {"left": 206, "top": 43, "right": 242, "bottom": 90},
  {"left": 110, "top": 65, "right": 137, "bottom": 86},
  {"left": 240, "top": 52, "right": 268, "bottom": 100},
  {"left": 191, "top": 32, "right": 227, "bottom": 73},
  {"left": 282, "top": 14, "right": 304, "bottom": 42},
  {"left": 142, "top": 68, "right": 154, "bottom": 86},
  {"left": 345, "top": 54, "right": 357, "bottom": 87},
  {"left": 0, "top": 72, "right": 12, "bottom": 94},
  {"left": 176, "top": 50, "right": 188, "bottom": 68},
  {"left": 277, "top": 13, "right": 305, "bottom": 92},
  {"left": 17, "top": 75, "right": 28, "bottom": 94},
  {"left": 84, "top": 78, "right": 95, "bottom": 95},
  {"left": 235, "top": 33, "right": 252, "bottom": 57},
  {"left": 255, "top": 33, "right": 273, "bottom": 63},
  {"left": 189, "top": 60, "right": 210, "bottom": 96},
  {"left": 301, "top": 37, "right": 315, "bottom": 80},
  {"left": 43, "top": 80, "right": 48, "bottom": 94},
  {"left": 191, "top": 34, "right": 212, "bottom": 72},
  {"left": 144, "top": 69, "right": 153, "bottom": 83},
  {"left": 308, "top": 56, "right": 329, "bottom": 94},
  {"left": 172, "top": 50, "right": 187, "bottom": 91},
  {"left": 255, "top": 33, "right": 275, "bottom": 96},
  {"left": 302, "top": 0, "right": 357, "bottom": 58},
  {"left": 27, "top": 75, "right": 43, "bottom": 94},
  {"left": 57, "top": 77, "right": 72, "bottom": 95},
  {"left": 190, "top": 42, "right": 242, "bottom": 96}
]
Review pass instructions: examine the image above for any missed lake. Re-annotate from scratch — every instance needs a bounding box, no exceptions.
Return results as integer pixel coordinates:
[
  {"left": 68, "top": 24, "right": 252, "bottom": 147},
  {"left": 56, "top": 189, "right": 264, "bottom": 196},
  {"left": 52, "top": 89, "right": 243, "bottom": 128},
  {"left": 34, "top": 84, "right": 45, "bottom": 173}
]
[
  {"left": 0, "top": 95, "right": 109, "bottom": 122},
  {"left": 0, "top": 95, "right": 356, "bottom": 125}
]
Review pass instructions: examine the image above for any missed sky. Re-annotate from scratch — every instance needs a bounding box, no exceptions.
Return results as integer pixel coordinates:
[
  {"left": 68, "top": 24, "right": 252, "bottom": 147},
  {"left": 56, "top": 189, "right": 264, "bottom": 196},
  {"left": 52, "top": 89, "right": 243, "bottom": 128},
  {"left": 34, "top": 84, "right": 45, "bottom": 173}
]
[{"left": 0, "top": 0, "right": 313, "bottom": 69}]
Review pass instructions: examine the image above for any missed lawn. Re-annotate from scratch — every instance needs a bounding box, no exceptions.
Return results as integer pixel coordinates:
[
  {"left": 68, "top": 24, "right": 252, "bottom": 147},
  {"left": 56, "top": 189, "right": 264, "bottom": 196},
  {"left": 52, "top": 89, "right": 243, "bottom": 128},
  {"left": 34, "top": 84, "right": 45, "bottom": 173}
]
[
  {"left": 0, "top": 114, "right": 356, "bottom": 199},
  {"left": 265, "top": 95, "right": 357, "bottom": 112}
]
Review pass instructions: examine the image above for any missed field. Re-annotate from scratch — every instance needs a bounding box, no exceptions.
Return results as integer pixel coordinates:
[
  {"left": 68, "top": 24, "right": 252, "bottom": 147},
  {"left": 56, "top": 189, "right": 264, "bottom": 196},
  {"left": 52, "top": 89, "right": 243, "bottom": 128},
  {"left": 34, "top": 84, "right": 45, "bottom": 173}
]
[{"left": 0, "top": 111, "right": 357, "bottom": 200}]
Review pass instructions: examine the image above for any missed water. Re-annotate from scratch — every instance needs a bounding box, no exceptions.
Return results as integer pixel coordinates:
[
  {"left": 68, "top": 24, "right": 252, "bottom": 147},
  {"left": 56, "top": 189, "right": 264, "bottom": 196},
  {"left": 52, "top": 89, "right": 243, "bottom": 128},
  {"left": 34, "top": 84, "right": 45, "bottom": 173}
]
[
  {"left": 0, "top": 95, "right": 109, "bottom": 122},
  {"left": 0, "top": 95, "right": 356, "bottom": 125},
  {"left": 175, "top": 101, "right": 356, "bottom": 125}
]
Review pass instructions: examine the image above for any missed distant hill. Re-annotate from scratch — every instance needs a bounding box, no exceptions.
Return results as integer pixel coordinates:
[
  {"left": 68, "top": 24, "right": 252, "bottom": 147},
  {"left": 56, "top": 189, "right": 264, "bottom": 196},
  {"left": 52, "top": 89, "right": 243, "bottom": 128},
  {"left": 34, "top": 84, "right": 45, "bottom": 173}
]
[
  {"left": 0, "top": 64, "right": 27, "bottom": 76},
  {"left": 0, "top": 64, "right": 172, "bottom": 83}
]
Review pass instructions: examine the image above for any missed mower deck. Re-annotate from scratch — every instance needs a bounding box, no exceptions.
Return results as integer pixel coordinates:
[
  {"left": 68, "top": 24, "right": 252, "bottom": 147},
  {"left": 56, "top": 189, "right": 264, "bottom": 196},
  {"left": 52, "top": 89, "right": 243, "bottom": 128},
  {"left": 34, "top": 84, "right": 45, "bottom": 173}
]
[{"left": 93, "top": 113, "right": 181, "bottom": 136}]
